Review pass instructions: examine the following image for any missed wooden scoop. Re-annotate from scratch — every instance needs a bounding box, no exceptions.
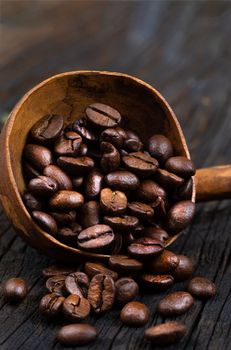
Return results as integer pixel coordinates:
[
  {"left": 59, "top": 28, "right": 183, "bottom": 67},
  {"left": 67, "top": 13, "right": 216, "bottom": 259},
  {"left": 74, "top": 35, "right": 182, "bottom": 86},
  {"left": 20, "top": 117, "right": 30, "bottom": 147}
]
[{"left": 0, "top": 71, "right": 230, "bottom": 262}]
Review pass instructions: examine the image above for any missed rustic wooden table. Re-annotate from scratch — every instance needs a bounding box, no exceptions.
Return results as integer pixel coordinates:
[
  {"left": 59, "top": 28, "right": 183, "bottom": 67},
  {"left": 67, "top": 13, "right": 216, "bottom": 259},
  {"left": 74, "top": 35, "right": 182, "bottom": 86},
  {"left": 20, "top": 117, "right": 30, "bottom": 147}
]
[{"left": 0, "top": 1, "right": 231, "bottom": 349}]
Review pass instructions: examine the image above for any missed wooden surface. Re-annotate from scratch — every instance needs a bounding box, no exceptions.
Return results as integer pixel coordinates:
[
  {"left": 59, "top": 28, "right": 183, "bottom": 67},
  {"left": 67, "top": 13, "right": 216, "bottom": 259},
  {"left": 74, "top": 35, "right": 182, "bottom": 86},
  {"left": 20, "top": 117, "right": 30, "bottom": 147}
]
[{"left": 0, "top": 1, "right": 231, "bottom": 349}]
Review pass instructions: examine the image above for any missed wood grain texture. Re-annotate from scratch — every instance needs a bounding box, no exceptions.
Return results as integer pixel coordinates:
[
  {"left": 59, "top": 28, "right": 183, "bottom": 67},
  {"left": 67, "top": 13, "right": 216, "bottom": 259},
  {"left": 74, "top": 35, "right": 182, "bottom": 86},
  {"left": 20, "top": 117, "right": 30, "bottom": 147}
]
[{"left": 0, "top": 1, "right": 231, "bottom": 349}]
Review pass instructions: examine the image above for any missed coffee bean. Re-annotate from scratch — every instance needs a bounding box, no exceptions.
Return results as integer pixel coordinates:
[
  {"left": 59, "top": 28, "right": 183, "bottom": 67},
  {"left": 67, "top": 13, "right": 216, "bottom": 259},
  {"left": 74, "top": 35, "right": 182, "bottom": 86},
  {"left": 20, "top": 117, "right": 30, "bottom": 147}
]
[
  {"left": 49, "top": 190, "right": 84, "bottom": 210},
  {"left": 157, "top": 291, "right": 194, "bottom": 316},
  {"left": 143, "top": 227, "right": 169, "bottom": 242},
  {"left": 148, "top": 250, "right": 179, "bottom": 274},
  {"left": 50, "top": 211, "right": 76, "bottom": 226},
  {"left": 23, "top": 161, "right": 40, "bottom": 179},
  {"left": 57, "top": 156, "right": 94, "bottom": 175},
  {"left": 44, "top": 165, "right": 72, "bottom": 190},
  {"left": 42, "top": 265, "right": 78, "bottom": 277},
  {"left": 135, "top": 180, "right": 166, "bottom": 203},
  {"left": 64, "top": 272, "right": 89, "bottom": 297},
  {"left": 104, "top": 215, "right": 139, "bottom": 232},
  {"left": 3, "top": 278, "right": 28, "bottom": 302},
  {"left": 123, "top": 152, "right": 158, "bottom": 177},
  {"left": 72, "top": 176, "right": 84, "bottom": 189},
  {"left": 100, "top": 142, "right": 120, "bottom": 172},
  {"left": 105, "top": 170, "right": 140, "bottom": 191},
  {"left": 24, "top": 144, "right": 53, "bottom": 170},
  {"left": 84, "top": 262, "right": 118, "bottom": 281},
  {"left": 23, "top": 192, "right": 42, "bottom": 211},
  {"left": 79, "top": 143, "right": 88, "bottom": 155},
  {"left": 86, "top": 103, "right": 121, "bottom": 129},
  {"left": 115, "top": 278, "right": 139, "bottom": 305},
  {"left": 112, "top": 232, "right": 123, "bottom": 254},
  {"left": 166, "top": 200, "right": 195, "bottom": 233},
  {"left": 128, "top": 202, "right": 154, "bottom": 221},
  {"left": 81, "top": 201, "right": 101, "bottom": 228},
  {"left": 187, "top": 277, "right": 216, "bottom": 299},
  {"left": 100, "top": 128, "right": 124, "bottom": 148},
  {"left": 155, "top": 168, "right": 184, "bottom": 189},
  {"left": 173, "top": 255, "right": 194, "bottom": 281},
  {"left": 124, "top": 130, "right": 143, "bottom": 152},
  {"left": 100, "top": 188, "right": 127, "bottom": 215},
  {"left": 141, "top": 274, "right": 174, "bottom": 291},
  {"left": 128, "top": 237, "right": 164, "bottom": 259},
  {"left": 109, "top": 255, "right": 143, "bottom": 273},
  {"left": 46, "top": 275, "right": 66, "bottom": 296},
  {"left": 175, "top": 178, "right": 193, "bottom": 200},
  {"left": 39, "top": 293, "right": 65, "bottom": 318},
  {"left": 54, "top": 131, "right": 82, "bottom": 156},
  {"left": 28, "top": 175, "right": 58, "bottom": 197},
  {"left": 72, "top": 118, "right": 99, "bottom": 143},
  {"left": 30, "top": 114, "right": 63, "bottom": 144},
  {"left": 147, "top": 134, "right": 173, "bottom": 164},
  {"left": 120, "top": 301, "right": 150, "bottom": 327},
  {"left": 165, "top": 156, "right": 195, "bottom": 178},
  {"left": 88, "top": 274, "right": 115, "bottom": 314},
  {"left": 63, "top": 294, "right": 91, "bottom": 321},
  {"left": 57, "top": 225, "right": 80, "bottom": 244},
  {"left": 144, "top": 321, "right": 186, "bottom": 345},
  {"left": 115, "top": 126, "right": 127, "bottom": 140},
  {"left": 77, "top": 224, "right": 115, "bottom": 252},
  {"left": 84, "top": 169, "right": 104, "bottom": 199},
  {"left": 32, "top": 211, "right": 58, "bottom": 235},
  {"left": 57, "top": 324, "right": 97, "bottom": 346}
]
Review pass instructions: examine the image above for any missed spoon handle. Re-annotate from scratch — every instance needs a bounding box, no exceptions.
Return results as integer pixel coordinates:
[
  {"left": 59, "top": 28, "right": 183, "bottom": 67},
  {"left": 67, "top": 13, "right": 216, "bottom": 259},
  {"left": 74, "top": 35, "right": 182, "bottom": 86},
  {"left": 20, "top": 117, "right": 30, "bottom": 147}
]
[{"left": 195, "top": 165, "right": 231, "bottom": 201}]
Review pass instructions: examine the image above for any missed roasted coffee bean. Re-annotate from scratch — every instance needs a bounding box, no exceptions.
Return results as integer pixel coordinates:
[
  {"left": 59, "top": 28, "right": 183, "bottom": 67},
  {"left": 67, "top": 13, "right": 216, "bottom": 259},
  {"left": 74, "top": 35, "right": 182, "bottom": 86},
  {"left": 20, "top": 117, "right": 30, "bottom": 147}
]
[
  {"left": 157, "top": 291, "right": 194, "bottom": 317},
  {"left": 123, "top": 152, "right": 158, "bottom": 177},
  {"left": 155, "top": 168, "right": 184, "bottom": 189},
  {"left": 173, "top": 255, "right": 194, "bottom": 281},
  {"left": 44, "top": 165, "right": 72, "bottom": 190},
  {"left": 49, "top": 190, "right": 84, "bottom": 210},
  {"left": 42, "top": 265, "right": 77, "bottom": 277},
  {"left": 88, "top": 274, "right": 115, "bottom": 314},
  {"left": 166, "top": 200, "right": 195, "bottom": 233},
  {"left": 135, "top": 180, "right": 166, "bottom": 203},
  {"left": 143, "top": 227, "right": 169, "bottom": 242},
  {"left": 3, "top": 278, "right": 28, "bottom": 302},
  {"left": 72, "top": 118, "right": 98, "bottom": 143},
  {"left": 63, "top": 294, "right": 91, "bottom": 321},
  {"left": 24, "top": 144, "right": 53, "bottom": 170},
  {"left": 86, "top": 103, "right": 121, "bottom": 129},
  {"left": 81, "top": 201, "right": 101, "bottom": 228},
  {"left": 128, "top": 202, "right": 154, "bottom": 221},
  {"left": 115, "top": 126, "right": 127, "bottom": 140},
  {"left": 120, "top": 301, "right": 150, "bottom": 327},
  {"left": 84, "top": 169, "right": 104, "bottom": 199},
  {"left": 123, "top": 232, "right": 136, "bottom": 246},
  {"left": 72, "top": 176, "right": 84, "bottom": 189},
  {"left": 176, "top": 178, "right": 193, "bottom": 200},
  {"left": 147, "top": 134, "right": 173, "bottom": 164},
  {"left": 57, "top": 225, "right": 80, "bottom": 244},
  {"left": 23, "top": 161, "right": 40, "bottom": 179},
  {"left": 23, "top": 192, "right": 42, "bottom": 211},
  {"left": 144, "top": 321, "right": 186, "bottom": 345},
  {"left": 32, "top": 211, "right": 58, "bottom": 235},
  {"left": 54, "top": 131, "right": 82, "bottom": 156},
  {"left": 79, "top": 143, "right": 88, "bottom": 155},
  {"left": 109, "top": 255, "right": 143, "bottom": 273},
  {"left": 100, "top": 142, "right": 120, "bottom": 172},
  {"left": 50, "top": 211, "right": 76, "bottom": 226},
  {"left": 115, "top": 278, "right": 139, "bottom": 304},
  {"left": 187, "top": 277, "right": 216, "bottom": 299},
  {"left": 65, "top": 272, "right": 89, "bottom": 297},
  {"left": 46, "top": 275, "right": 66, "bottom": 296},
  {"left": 141, "top": 274, "right": 174, "bottom": 291},
  {"left": 148, "top": 250, "right": 179, "bottom": 274},
  {"left": 77, "top": 224, "right": 115, "bottom": 252},
  {"left": 105, "top": 170, "right": 140, "bottom": 191},
  {"left": 57, "top": 156, "right": 94, "bottom": 175},
  {"left": 100, "top": 188, "right": 127, "bottom": 215},
  {"left": 84, "top": 262, "right": 118, "bottom": 281},
  {"left": 165, "top": 156, "right": 195, "bottom": 178},
  {"left": 100, "top": 128, "right": 124, "bottom": 148},
  {"left": 128, "top": 237, "right": 164, "bottom": 259},
  {"left": 30, "top": 114, "right": 63, "bottom": 144},
  {"left": 57, "top": 324, "right": 97, "bottom": 346},
  {"left": 104, "top": 215, "right": 139, "bottom": 232},
  {"left": 112, "top": 232, "right": 123, "bottom": 254},
  {"left": 28, "top": 175, "right": 58, "bottom": 197},
  {"left": 124, "top": 130, "right": 143, "bottom": 152},
  {"left": 39, "top": 293, "right": 65, "bottom": 318}
]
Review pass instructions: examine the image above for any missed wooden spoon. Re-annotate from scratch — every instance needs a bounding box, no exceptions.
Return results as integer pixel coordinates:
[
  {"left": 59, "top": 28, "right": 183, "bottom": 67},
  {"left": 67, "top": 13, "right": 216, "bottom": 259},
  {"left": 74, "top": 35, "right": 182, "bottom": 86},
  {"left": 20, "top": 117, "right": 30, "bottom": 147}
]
[{"left": 0, "top": 71, "right": 230, "bottom": 262}]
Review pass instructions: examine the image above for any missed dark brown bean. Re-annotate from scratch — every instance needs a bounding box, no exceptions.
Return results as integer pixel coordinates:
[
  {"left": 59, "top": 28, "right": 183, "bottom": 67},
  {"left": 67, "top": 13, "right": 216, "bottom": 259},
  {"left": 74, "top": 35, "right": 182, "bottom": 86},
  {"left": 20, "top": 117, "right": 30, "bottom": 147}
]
[
  {"left": 148, "top": 250, "right": 179, "bottom": 274},
  {"left": 24, "top": 144, "right": 53, "bottom": 170},
  {"left": 57, "top": 324, "right": 97, "bottom": 346},
  {"left": 112, "top": 232, "right": 123, "bottom": 254},
  {"left": 32, "top": 210, "right": 58, "bottom": 235},
  {"left": 147, "top": 134, "right": 173, "bottom": 164},
  {"left": 49, "top": 190, "right": 84, "bottom": 210},
  {"left": 105, "top": 170, "right": 140, "bottom": 191},
  {"left": 57, "top": 225, "right": 81, "bottom": 244},
  {"left": 123, "top": 151, "right": 158, "bottom": 177},
  {"left": 77, "top": 224, "right": 115, "bottom": 252},
  {"left": 157, "top": 291, "right": 194, "bottom": 316},
  {"left": 100, "top": 128, "right": 124, "bottom": 148},
  {"left": 124, "top": 130, "right": 143, "bottom": 152},
  {"left": 63, "top": 294, "right": 91, "bottom": 321},
  {"left": 50, "top": 211, "right": 76, "bottom": 226},
  {"left": 79, "top": 143, "right": 88, "bottom": 155},
  {"left": 115, "top": 278, "right": 139, "bottom": 304},
  {"left": 3, "top": 278, "right": 28, "bottom": 302},
  {"left": 143, "top": 227, "right": 169, "bottom": 242},
  {"left": 144, "top": 321, "right": 186, "bottom": 345},
  {"left": 128, "top": 237, "right": 164, "bottom": 260},
  {"left": 84, "top": 169, "right": 104, "bottom": 199},
  {"left": 155, "top": 168, "right": 184, "bottom": 189},
  {"left": 44, "top": 165, "right": 72, "bottom": 190},
  {"left": 100, "top": 142, "right": 120, "bottom": 172},
  {"left": 46, "top": 275, "right": 66, "bottom": 296},
  {"left": 23, "top": 161, "right": 40, "bottom": 179},
  {"left": 81, "top": 201, "right": 101, "bottom": 228},
  {"left": 54, "top": 131, "right": 82, "bottom": 156},
  {"left": 23, "top": 192, "right": 42, "bottom": 211},
  {"left": 141, "top": 274, "right": 174, "bottom": 291},
  {"left": 86, "top": 103, "right": 121, "bottom": 129},
  {"left": 28, "top": 176, "right": 58, "bottom": 197},
  {"left": 30, "top": 114, "right": 63, "bottom": 144},
  {"left": 42, "top": 265, "right": 78, "bottom": 277},
  {"left": 84, "top": 262, "right": 118, "bottom": 281},
  {"left": 100, "top": 188, "right": 127, "bottom": 215},
  {"left": 72, "top": 118, "right": 98, "bottom": 143},
  {"left": 166, "top": 200, "right": 195, "bottom": 233},
  {"left": 87, "top": 274, "right": 115, "bottom": 314},
  {"left": 72, "top": 176, "right": 84, "bottom": 189},
  {"left": 104, "top": 215, "right": 139, "bottom": 232},
  {"left": 165, "top": 156, "right": 196, "bottom": 178},
  {"left": 109, "top": 255, "right": 143, "bottom": 273},
  {"left": 175, "top": 178, "right": 193, "bottom": 200},
  {"left": 120, "top": 301, "right": 150, "bottom": 327},
  {"left": 187, "top": 277, "right": 216, "bottom": 299},
  {"left": 127, "top": 201, "right": 154, "bottom": 221},
  {"left": 135, "top": 180, "right": 166, "bottom": 203},
  {"left": 57, "top": 156, "right": 94, "bottom": 175},
  {"left": 65, "top": 272, "right": 89, "bottom": 297},
  {"left": 39, "top": 293, "right": 65, "bottom": 318},
  {"left": 173, "top": 255, "right": 194, "bottom": 281}
]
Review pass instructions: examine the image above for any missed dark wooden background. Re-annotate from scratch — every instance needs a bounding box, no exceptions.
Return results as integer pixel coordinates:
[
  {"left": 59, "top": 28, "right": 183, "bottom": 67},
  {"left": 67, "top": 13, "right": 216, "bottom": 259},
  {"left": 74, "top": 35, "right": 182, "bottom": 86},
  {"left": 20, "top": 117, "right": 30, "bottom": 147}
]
[{"left": 0, "top": 1, "right": 231, "bottom": 349}]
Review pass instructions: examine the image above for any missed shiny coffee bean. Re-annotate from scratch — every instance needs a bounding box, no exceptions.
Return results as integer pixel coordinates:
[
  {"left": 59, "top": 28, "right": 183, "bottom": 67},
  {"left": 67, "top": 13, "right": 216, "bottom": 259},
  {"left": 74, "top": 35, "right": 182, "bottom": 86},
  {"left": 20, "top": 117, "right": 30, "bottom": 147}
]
[
  {"left": 124, "top": 130, "right": 143, "bottom": 152},
  {"left": 42, "top": 265, "right": 78, "bottom": 277},
  {"left": 54, "top": 131, "right": 82, "bottom": 156},
  {"left": 49, "top": 190, "right": 84, "bottom": 210},
  {"left": 104, "top": 215, "right": 139, "bottom": 232},
  {"left": 187, "top": 277, "right": 216, "bottom": 299},
  {"left": 24, "top": 144, "right": 53, "bottom": 170},
  {"left": 84, "top": 169, "right": 104, "bottom": 199},
  {"left": 147, "top": 134, "right": 173, "bottom": 164},
  {"left": 128, "top": 237, "right": 164, "bottom": 260},
  {"left": 100, "top": 188, "right": 127, "bottom": 215},
  {"left": 115, "top": 126, "right": 127, "bottom": 140},
  {"left": 32, "top": 211, "right": 58, "bottom": 235},
  {"left": 65, "top": 272, "right": 89, "bottom": 297},
  {"left": 46, "top": 275, "right": 66, "bottom": 296},
  {"left": 88, "top": 274, "right": 115, "bottom": 314},
  {"left": 100, "top": 128, "right": 124, "bottom": 148},
  {"left": 77, "top": 224, "right": 115, "bottom": 252},
  {"left": 144, "top": 321, "right": 186, "bottom": 345},
  {"left": 57, "top": 225, "right": 81, "bottom": 244},
  {"left": 44, "top": 165, "right": 72, "bottom": 190},
  {"left": 39, "top": 293, "right": 65, "bottom": 318},
  {"left": 23, "top": 161, "right": 40, "bottom": 179},
  {"left": 105, "top": 170, "right": 140, "bottom": 191},
  {"left": 175, "top": 178, "right": 193, "bottom": 200},
  {"left": 63, "top": 294, "right": 91, "bottom": 321},
  {"left": 72, "top": 118, "right": 98, "bottom": 143},
  {"left": 57, "top": 324, "right": 97, "bottom": 346},
  {"left": 81, "top": 201, "right": 101, "bottom": 228},
  {"left": 173, "top": 255, "right": 194, "bottom": 281},
  {"left": 84, "top": 262, "right": 118, "bottom": 281},
  {"left": 112, "top": 232, "right": 123, "bottom": 254},
  {"left": 148, "top": 250, "right": 179, "bottom": 274},
  {"left": 144, "top": 227, "right": 169, "bottom": 242},
  {"left": 23, "top": 192, "right": 42, "bottom": 211},
  {"left": 120, "top": 301, "right": 150, "bottom": 327},
  {"left": 50, "top": 211, "right": 76, "bottom": 226},
  {"left": 57, "top": 156, "right": 94, "bottom": 175},
  {"left": 28, "top": 175, "right": 58, "bottom": 197},
  {"left": 100, "top": 142, "right": 120, "bottom": 172},
  {"left": 157, "top": 291, "right": 194, "bottom": 317},
  {"left": 123, "top": 151, "right": 158, "bottom": 177},
  {"left": 135, "top": 180, "right": 166, "bottom": 203},
  {"left": 155, "top": 168, "right": 184, "bottom": 189},
  {"left": 86, "top": 103, "right": 121, "bottom": 129},
  {"left": 165, "top": 156, "right": 196, "bottom": 178},
  {"left": 109, "top": 255, "right": 143, "bottom": 273},
  {"left": 3, "top": 278, "right": 28, "bottom": 302},
  {"left": 128, "top": 201, "right": 154, "bottom": 221},
  {"left": 166, "top": 200, "right": 195, "bottom": 233},
  {"left": 79, "top": 143, "right": 88, "bottom": 156},
  {"left": 72, "top": 176, "right": 84, "bottom": 189},
  {"left": 30, "top": 114, "right": 63, "bottom": 144},
  {"left": 115, "top": 278, "right": 139, "bottom": 305},
  {"left": 141, "top": 274, "right": 174, "bottom": 291}
]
